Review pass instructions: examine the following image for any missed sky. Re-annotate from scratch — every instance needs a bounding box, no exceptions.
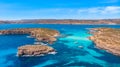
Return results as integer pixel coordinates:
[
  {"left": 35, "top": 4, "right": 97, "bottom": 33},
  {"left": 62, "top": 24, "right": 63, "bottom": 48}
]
[{"left": 0, "top": 0, "right": 120, "bottom": 20}]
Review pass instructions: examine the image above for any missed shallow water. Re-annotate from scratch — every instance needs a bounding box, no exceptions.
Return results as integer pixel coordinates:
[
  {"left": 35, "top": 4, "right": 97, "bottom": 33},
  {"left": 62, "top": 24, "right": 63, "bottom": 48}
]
[{"left": 0, "top": 24, "right": 120, "bottom": 67}]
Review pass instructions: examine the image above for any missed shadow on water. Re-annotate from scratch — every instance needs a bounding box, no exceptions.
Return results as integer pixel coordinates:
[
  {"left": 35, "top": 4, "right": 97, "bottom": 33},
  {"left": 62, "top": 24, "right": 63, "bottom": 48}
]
[{"left": 88, "top": 42, "right": 120, "bottom": 63}]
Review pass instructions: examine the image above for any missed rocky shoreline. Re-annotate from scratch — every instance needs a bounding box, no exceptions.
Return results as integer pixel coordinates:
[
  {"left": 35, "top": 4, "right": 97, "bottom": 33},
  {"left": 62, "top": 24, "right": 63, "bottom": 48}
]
[
  {"left": 0, "top": 28, "right": 60, "bottom": 57},
  {"left": 89, "top": 28, "right": 120, "bottom": 56}
]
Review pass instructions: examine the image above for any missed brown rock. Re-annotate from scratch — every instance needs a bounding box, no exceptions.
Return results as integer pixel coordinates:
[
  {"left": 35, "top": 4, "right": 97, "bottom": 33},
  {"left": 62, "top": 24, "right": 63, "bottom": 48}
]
[
  {"left": 0, "top": 28, "right": 60, "bottom": 43},
  {"left": 17, "top": 45, "right": 56, "bottom": 57},
  {"left": 89, "top": 28, "right": 120, "bottom": 56}
]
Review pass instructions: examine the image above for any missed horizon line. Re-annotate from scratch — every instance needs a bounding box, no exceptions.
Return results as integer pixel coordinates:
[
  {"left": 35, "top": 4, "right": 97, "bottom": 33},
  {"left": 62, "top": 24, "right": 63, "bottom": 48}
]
[{"left": 1, "top": 18, "right": 120, "bottom": 21}]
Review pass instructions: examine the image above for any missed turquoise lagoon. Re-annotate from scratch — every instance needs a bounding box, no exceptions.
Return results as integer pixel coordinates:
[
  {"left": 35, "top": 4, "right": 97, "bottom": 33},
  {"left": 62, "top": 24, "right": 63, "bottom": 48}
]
[{"left": 0, "top": 24, "right": 120, "bottom": 67}]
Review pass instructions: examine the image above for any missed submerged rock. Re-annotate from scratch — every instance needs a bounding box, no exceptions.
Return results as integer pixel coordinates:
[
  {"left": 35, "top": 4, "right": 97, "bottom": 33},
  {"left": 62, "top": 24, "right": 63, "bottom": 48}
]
[{"left": 17, "top": 45, "right": 56, "bottom": 57}]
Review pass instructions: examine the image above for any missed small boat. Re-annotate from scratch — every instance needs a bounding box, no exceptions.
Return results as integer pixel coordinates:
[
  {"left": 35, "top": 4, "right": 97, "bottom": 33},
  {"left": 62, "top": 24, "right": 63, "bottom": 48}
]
[
  {"left": 78, "top": 46, "right": 83, "bottom": 48},
  {"left": 48, "top": 52, "right": 57, "bottom": 55},
  {"left": 26, "top": 36, "right": 33, "bottom": 38},
  {"left": 41, "top": 42, "right": 48, "bottom": 45},
  {"left": 34, "top": 42, "right": 48, "bottom": 45},
  {"left": 34, "top": 42, "right": 41, "bottom": 44}
]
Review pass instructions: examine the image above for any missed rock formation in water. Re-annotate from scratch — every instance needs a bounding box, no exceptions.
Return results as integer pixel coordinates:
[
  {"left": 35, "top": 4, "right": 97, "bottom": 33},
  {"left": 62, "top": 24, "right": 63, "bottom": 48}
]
[
  {"left": 0, "top": 28, "right": 60, "bottom": 57},
  {"left": 0, "top": 28, "right": 59, "bottom": 44},
  {"left": 17, "top": 45, "right": 56, "bottom": 57},
  {"left": 89, "top": 28, "right": 120, "bottom": 56}
]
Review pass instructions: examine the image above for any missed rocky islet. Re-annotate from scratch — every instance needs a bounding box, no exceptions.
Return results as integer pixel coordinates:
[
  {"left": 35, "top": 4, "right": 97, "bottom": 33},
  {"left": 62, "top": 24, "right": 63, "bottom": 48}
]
[
  {"left": 17, "top": 45, "right": 56, "bottom": 57},
  {"left": 0, "top": 28, "right": 60, "bottom": 57}
]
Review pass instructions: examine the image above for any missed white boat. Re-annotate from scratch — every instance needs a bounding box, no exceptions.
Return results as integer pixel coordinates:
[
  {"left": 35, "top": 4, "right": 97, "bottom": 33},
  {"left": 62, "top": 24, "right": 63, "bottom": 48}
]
[
  {"left": 34, "top": 42, "right": 41, "bottom": 44},
  {"left": 78, "top": 46, "right": 83, "bottom": 48},
  {"left": 48, "top": 52, "right": 57, "bottom": 55},
  {"left": 26, "top": 36, "right": 33, "bottom": 38}
]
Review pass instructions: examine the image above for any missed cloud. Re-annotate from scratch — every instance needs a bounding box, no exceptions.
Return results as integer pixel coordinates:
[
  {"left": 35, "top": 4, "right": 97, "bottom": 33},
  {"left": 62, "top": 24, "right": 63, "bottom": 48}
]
[
  {"left": 0, "top": 5, "right": 120, "bottom": 20},
  {"left": 101, "top": 6, "right": 120, "bottom": 14},
  {"left": 77, "top": 6, "right": 120, "bottom": 14}
]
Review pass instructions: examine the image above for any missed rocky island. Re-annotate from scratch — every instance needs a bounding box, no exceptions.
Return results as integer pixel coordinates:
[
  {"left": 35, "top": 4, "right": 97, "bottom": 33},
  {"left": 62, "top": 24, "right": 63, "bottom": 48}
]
[
  {"left": 89, "top": 28, "right": 120, "bottom": 56},
  {"left": 17, "top": 45, "right": 56, "bottom": 57},
  {"left": 0, "top": 28, "right": 59, "bottom": 44},
  {"left": 0, "top": 28, "right": 60, "bottom": 57}
]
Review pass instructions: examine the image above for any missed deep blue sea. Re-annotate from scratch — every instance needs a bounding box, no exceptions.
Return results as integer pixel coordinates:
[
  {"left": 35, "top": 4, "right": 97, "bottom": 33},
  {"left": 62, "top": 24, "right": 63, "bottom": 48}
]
[{"left": 0, "top": 24, "right": 120, "bottom": 67}]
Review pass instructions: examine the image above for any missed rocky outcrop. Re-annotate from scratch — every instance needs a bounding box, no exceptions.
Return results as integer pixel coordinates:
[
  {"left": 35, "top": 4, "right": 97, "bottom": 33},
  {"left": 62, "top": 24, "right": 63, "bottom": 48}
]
[
  {"left": 0, "top": 28, "right": 60, "bottom": 44},
  {"left": 17, "top": 45, "right": 56, "bottom": 57},
  {"left": 0, "top": 28, "right": 60, "bottom": 57},
  {"left": 89, "top": 28, "right": 120, "bottom": 56}
]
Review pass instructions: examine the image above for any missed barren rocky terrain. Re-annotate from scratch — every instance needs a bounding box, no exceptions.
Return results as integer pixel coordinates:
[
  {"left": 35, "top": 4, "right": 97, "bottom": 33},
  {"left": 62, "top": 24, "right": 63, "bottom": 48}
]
[{"left": 89, "top": 28, "right": 120, "bottom": 56}]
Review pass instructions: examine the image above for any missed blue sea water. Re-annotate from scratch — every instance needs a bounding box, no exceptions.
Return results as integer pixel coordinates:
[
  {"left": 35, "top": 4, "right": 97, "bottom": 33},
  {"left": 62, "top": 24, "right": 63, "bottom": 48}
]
[{"left": 0, "top": 24, "right": 120, "bottom": 67}]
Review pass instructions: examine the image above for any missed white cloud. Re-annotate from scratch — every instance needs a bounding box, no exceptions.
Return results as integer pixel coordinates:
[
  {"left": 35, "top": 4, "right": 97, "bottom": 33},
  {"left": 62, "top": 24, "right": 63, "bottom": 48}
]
[
  {"left": 0, "top": 6, "right": 120, "bottom": 20},
  {"left": 77, "top": 6, "right": 120, "bottom": 14},
  {"left": 101, "top": 6, "right": 120, "bottom": 14}
]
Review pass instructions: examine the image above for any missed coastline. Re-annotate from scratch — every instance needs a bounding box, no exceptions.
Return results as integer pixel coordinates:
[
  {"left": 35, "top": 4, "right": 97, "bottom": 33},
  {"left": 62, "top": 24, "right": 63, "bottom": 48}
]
[
  {"left": 89, "top": 28, "right": 120, "bottom": 56},
  {"left": 0, "top": 28, "right": 60, "bottom": 57},
  {"left": 0, "top": 19, "right": 120, "bottom": 25},
  {"left": 0, "top": 23, "right": 120, "bottom": 25}
]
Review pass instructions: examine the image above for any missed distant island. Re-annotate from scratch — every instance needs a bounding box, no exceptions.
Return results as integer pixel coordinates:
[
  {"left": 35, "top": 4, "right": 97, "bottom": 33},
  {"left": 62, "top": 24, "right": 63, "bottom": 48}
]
[
  {"left": 0, "top": 19, "right": 120, "bottom": 24},
  {"left": 89, "top": 28, "right": 120, "bottom": 56}
]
